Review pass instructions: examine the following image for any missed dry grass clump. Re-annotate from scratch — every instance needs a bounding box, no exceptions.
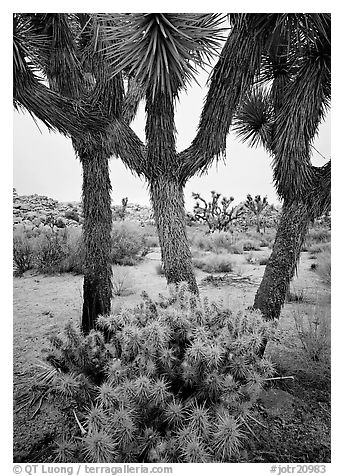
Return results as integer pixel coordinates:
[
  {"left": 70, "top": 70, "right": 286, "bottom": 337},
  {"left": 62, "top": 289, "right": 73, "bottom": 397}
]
[
  {"left": 188, "top": 226, "right": 275, "bottom": 256},
  {"left": 110, "top": 222, "right": 148, "bottom": 265},
  {"left": 237, "top": 239, "right": 261, "bottom": 251},
  {"left": 193, "top": 253, "right": 235, "bottom": 273},
  {"left": 258, "top": 256, "right": 269, "bottom": 266},
  {"left": 308, "top": 242, "right": 331, "bottom": 256},
  {"left": 303, "top": 226, "right": 331, "bottom": 251},
  {"left": 293, "top": 302, "right": 330, "bottom": 365},
  {"left": 188, "top": 230, "right": 243, "bottom": 254},
  {"left": 112, "top": 266, "right": 134, "bottom": 296},
  {"left": 315, "top": 250, "right": 331, "bottom": 286}
]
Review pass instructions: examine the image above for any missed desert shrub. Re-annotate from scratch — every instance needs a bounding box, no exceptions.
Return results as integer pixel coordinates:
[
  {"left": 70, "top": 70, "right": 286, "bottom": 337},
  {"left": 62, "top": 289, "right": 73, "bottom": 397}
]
[
  {"left": 188, "top": 230, "right": 245, "bottom": 255},
  {"left": 238, "top": 239, "right": 261, "bottom": 251},
  {"left": 193, "top": 253, "right": 234, "bottom": 273},
  {"left": 112, "top": 267, "right": 134, "bottom": 296},
  {"left": 258, "top": 256, "right": 269, "bottom": 266},
  {"left": 228, "top": 242, "right": 244, "bottom": 254},
  {"left": 245, "top": 252, "right": 258, "bottom": 265},
  {"left": 156, "top": 263, "right": 165, "bottom": 275},
  {"left": 13, "top": 226, "right": 85, "bottom": 275},
  {"left": 143, "top": 234, "right": 160, "bottom": 249},
  {"left": 303, "top": 227, "right": 331, "bottom": 251},
  {"left": 308, "top": 242, "right": 331, "bottom": 256},
  {"left": 141, "top": 225, "right": 160, "bottom": 248},
  {"left": 210, "top": 232, "right": 235, "bottom": 252},
  {"left": 35, "top": 229, "right": 69, "bottom": 274},
  {"left": 59, "top": 227, "right": 85, "bottom": 274},
  {"left": 110, "top": 222, "right": 146, "bottom": 265},
  {"left": 33, "top": 284, "right": 277, "bottom": 463},
  {"left": 64, "top": 210, "right": 80, "bottom": 222},
  {"left": 188, "top": 229, "right": 213, "bottom": 251},
  {"left": 286, "top": 289, "right": 305, "bottom": 303},
  {"left": 13, "top": 231, "right": 35, "bottom": 275},
  {"left": 293, "top": 303, "right": 330, "bottom": 364},
  {"left": 258, "top": 234, "right": 275, "bottom": 248},
  {"left": 315, "top": 250, "right": 331, "bottom": 286}
]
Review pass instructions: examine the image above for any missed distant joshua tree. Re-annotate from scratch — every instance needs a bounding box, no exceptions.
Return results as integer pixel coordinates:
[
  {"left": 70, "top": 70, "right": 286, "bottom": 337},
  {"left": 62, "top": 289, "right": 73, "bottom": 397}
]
[
  {"left": 244, "top": 194, "right": 269, "bottom": 233},
  {"left": 192, "top": 191, "right": 244, "bottom": 233}
]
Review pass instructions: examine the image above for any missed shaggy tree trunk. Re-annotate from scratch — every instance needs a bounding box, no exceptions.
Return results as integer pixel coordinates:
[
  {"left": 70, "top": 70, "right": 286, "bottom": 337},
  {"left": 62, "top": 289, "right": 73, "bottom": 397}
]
[
  {"left": 253, "top": 201, "right": 311, "bottom": 321},
  {"left": 150, "top": 177, "right": 198, "bottom": 294},
  {"left": 79, "top": 148, "right": 113, "bottom": 334}
]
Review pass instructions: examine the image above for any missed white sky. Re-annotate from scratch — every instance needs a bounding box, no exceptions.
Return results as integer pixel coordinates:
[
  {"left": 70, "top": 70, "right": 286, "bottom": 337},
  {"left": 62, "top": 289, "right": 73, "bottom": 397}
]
[{"left": 13, "top": 66, "right": 331, "bottom": 211}]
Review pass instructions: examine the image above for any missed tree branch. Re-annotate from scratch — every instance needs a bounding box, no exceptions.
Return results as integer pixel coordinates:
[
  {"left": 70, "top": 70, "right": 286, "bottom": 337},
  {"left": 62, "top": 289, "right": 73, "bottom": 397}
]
[{"left": 178, "top": 15, "right": 266, "bottom": 181}]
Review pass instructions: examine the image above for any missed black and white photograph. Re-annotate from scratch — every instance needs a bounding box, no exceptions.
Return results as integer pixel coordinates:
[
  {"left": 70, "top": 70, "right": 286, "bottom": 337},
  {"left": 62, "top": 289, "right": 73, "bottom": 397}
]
[{"left": 10, "top": 6, "right": 334, "bottom": 472}]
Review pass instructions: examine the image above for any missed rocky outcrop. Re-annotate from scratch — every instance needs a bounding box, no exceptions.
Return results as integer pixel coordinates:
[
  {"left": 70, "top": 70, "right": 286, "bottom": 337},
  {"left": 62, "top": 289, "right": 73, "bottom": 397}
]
[{"left": 13, "top": 189, "right": 155, "bottom": 229}]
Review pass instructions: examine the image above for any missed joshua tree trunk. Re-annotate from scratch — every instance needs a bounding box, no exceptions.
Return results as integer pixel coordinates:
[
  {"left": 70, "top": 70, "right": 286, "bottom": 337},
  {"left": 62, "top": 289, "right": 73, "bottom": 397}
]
[
  {"left": 150, "top": 177, "right": 198, "bottom": 294},
  {"left": 78, "top": 143, "right": 113, "bottom": 334},
  {"left": 253, "top": 200, "right": 310, "bottom": 321}
]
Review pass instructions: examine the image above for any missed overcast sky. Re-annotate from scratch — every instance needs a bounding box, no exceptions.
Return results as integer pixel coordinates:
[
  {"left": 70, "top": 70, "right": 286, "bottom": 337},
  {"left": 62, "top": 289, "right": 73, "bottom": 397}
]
[{"left": 13, "top": 50, "right": 331, "bottom": 213}]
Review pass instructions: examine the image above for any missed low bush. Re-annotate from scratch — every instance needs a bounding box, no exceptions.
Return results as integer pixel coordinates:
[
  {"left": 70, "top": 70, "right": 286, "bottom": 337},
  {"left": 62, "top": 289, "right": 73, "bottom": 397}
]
[
  {"left": 293, "top": 303, "right": 330, "bottom": 364},
  {"left": 315, "top": 250, "right": 331, "bottom": 286},
  {"left": 308, "top": 242, "right": 331, "bottom": 256},
  {"left": 13, "top": 232, "right": 35, "bottom": 275},
  {"left": 156, "top": 263, "right": 165, "bottom": 275},
  {"left": 188, "top": 230, "right": 244, "bottom": 255},
  {"left": 238, "top": 239, "right": 261, "bottom": 251},
  {"left": 141, "top": 225, "right": 160, "bottom": 249},
  {"left": 258, "top": 236, "right": 274, "bottom": 248},
  {"left": 35, "top": 229, "right": 69, "bottom": 274},
  {"left": 258, "top": 256, "right": 269, "bottom": 266},
  {"left": 193, "top": 253, "right": 235, "bottom": 273},
  {"left": 188, "top": 230, "right": 213, "bottom": 251},
  {"left": 286, "top": 289, "right": 305, "bottom": 303},
  {"left": 60, "top": 227, "right": 85, "bottom": 274},
  {"left": 110, "top": 222, "right": 147, "bottom": 266},
  {"left": 209, "top": 232, "right": 235, "bottom": 252},
  {"left": 245, "top": 252, "right": 257, "bottom": 265},
  {"left": 31, "top": 284, "right": 277, "bottom": 463},
  {"left": 112, "top": 267, "right": 134, "bottom": 296},
  {"left": 64, "top": 210, "right": 80, "bottom": 222},
  {"left": 303, "top": 226, "right": 331, "bottom": 251},
  {"left": 13, "top": 222, "right": 151, "bottom": 276}
]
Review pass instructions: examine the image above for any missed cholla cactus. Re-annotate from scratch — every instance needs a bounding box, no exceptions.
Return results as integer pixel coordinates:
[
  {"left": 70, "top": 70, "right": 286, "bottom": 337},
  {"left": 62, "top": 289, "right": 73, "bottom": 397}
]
[{"left": 36, "top": 283, "right": 277, "bottom": 463}]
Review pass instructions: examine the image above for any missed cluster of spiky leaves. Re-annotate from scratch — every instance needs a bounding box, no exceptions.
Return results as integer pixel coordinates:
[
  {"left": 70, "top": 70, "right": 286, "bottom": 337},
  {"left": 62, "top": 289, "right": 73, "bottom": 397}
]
[
  {"left": 94, "top": 13, "right": 226, "bottom": 99},
  {"left": 35, "top": 283, "right": 277, "bottom": 463},
  {"left": 244, "top": 195, "right": 269, "bottom": 217},
  {"left": 232, "top": 14, "right": 330, "bottom": 213}
]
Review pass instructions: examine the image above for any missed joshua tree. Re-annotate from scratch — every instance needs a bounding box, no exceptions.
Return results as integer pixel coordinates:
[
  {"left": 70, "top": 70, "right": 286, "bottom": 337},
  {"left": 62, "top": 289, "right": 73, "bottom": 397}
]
[
  {"left": 244, "top": 194, "right": 269, "bottom": 233},
  {"left": 113, "top": 197, "right": 129, "bottom": 221},
  {"left": 94, "top": 13, "right": 323, "bottom": 296},
  {"left": 13, "top": 13, "right": 145, "bottom": 333},
  {"left": 14, "top": 13, "right": 330, "bottom": 333},
  {"left": 233, "top": 14, "right": 330, "bottom": 324},
  {"left": 192, "top": 191, "right": 244, "bottom": 232}
]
